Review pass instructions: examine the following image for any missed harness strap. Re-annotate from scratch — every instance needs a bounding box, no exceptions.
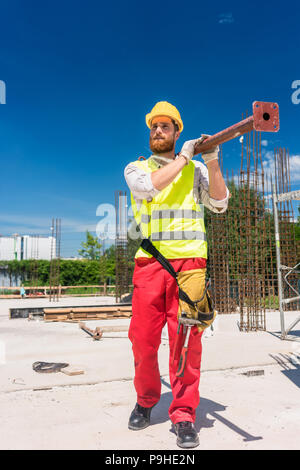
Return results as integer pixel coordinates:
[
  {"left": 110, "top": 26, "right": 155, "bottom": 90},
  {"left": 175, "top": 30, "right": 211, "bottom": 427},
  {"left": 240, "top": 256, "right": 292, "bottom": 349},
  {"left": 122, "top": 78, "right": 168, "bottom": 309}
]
[{"left": 141, "top": 238, "right": 178, "bottom": 280}]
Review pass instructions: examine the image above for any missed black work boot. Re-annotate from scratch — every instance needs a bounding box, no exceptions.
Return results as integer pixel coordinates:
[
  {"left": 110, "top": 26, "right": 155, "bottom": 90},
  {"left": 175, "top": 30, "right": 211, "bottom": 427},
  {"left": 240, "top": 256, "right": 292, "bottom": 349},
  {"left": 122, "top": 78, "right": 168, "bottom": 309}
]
[
  {"left": 174, "top": 421, "right": 199, "bottom": 448},
  {"left": 128, "top": 403, "right": 154, "bottom": 430}
]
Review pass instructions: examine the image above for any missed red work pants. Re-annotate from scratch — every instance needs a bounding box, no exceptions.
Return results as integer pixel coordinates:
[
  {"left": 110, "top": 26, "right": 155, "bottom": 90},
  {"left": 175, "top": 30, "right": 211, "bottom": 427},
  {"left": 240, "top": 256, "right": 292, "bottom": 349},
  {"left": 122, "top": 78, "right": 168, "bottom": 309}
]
[{"left": 128, "top": 256, "right": 206, "bottom": 424}]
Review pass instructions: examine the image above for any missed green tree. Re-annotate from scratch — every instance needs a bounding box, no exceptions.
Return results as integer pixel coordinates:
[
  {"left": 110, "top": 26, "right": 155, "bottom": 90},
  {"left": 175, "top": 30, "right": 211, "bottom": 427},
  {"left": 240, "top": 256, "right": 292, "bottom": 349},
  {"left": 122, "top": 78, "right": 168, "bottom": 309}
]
[
  {"left": 104, "top": 245, "right": 116, "bottom": 281},
  {"left": 78, "top": 231, "right": 102, "bottom": 260}
]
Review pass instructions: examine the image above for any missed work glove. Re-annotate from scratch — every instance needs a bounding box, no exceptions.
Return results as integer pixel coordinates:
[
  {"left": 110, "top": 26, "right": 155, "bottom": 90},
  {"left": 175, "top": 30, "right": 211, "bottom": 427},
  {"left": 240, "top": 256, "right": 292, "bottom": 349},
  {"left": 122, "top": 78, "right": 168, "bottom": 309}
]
[
  {"left": 179, "top": 137, "right": 203, "bottom": 165},
  {"left": 200, "top": 134, "right": 219, "bottom": 164}
]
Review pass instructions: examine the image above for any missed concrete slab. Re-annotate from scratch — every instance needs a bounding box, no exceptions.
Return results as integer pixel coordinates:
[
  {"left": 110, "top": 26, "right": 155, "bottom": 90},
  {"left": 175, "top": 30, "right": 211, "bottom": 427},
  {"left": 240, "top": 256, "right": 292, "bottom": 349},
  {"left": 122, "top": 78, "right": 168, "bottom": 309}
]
[
  {"left": 0, "top": 306, "right": 299, "bottom": 450},
  {"left": 0, "top": 365, "right": 299, "bottom": 450}
]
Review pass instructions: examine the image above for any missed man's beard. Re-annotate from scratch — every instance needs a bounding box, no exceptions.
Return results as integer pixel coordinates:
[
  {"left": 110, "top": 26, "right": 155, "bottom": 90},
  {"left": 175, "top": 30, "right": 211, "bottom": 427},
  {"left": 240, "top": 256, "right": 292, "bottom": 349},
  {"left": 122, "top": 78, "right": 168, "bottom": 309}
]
[{"left": 150, "top": 134, "right": 175, "bottom": 154}]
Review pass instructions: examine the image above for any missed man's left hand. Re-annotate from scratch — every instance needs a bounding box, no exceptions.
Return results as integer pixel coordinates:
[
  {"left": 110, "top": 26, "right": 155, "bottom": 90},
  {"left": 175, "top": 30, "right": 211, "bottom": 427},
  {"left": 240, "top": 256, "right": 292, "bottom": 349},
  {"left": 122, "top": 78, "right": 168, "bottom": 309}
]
[{"left": 200, "top": 134, "right": 219, "bottom": 164}]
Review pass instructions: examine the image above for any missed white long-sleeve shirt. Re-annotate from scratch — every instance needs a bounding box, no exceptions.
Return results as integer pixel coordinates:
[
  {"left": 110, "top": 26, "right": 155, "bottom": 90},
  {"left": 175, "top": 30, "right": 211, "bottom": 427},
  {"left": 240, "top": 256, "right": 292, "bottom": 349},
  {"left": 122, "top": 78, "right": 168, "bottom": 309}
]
[{"left": 124, "top": 154, "right": 229, "bottom": 213}]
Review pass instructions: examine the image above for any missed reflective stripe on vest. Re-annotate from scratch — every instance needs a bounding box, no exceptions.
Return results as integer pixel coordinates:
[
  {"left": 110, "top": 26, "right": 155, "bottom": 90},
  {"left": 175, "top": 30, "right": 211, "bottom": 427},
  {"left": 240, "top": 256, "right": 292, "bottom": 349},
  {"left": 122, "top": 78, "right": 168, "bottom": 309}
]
[
  {"left": 151, "top": 231, "right": 207, "bottom": 241},
  {"left": 130, "top": 157, "right": 207, "bottom": 259}
]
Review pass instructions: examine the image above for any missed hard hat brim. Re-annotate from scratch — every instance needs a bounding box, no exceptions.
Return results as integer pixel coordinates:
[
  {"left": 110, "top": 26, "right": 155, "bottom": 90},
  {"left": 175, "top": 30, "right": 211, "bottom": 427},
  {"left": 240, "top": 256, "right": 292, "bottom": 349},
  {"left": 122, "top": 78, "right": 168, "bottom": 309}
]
[{"left": 146, "top": 112, "right": 183, "bottom": 132}]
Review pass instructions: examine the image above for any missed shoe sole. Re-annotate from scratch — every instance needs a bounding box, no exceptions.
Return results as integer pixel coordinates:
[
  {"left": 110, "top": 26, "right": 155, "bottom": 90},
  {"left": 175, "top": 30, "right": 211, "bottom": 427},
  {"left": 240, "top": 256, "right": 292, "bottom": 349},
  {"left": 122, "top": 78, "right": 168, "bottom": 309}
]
[
  {"left": 128, "top": 404, "right": 155, "bottom": 431},
  {"left": 176, "top": 438, "right": 200, "bottom": 449},
  {"left": 128, "top": 422, "right": 151, "bottom": 431}
]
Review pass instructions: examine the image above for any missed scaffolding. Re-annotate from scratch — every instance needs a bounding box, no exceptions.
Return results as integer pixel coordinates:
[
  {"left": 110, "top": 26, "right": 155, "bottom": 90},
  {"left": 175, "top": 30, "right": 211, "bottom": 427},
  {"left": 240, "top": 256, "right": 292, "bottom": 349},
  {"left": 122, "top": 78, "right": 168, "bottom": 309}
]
[{"left": 272, "top": 186, "right": 300, "bottom": 340}]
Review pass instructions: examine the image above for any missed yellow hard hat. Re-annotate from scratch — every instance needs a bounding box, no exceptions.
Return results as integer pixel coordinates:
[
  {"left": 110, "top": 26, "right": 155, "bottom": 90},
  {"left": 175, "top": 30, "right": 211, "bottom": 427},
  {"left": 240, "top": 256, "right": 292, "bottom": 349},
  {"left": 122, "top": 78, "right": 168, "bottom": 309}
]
[{"left": 146, "top": 101, "right": 183, "bottom": 132}]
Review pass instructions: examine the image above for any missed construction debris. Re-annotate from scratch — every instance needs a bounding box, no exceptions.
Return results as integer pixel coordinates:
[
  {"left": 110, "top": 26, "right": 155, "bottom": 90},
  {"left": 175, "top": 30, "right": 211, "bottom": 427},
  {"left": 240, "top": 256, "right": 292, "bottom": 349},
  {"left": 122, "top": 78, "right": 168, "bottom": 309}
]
[
  {"left": 241, "top": 370, "right": 265, "bottom": 377},
  {"left": 11, "top": 378, "right": 26, "bottom": 385},
  {"left": 32, "top": 361, "right": 69, "bottom": 373},
  {"left": 79, "top": 322, "right": 103, "bottom": 340},
  {"left": 32, "top": 361, "right": 84, "bottom": 376},
  {"left": 60, "top": 367, "right": 84, "bottom": 376},
  {"left": 28, "top": 313, "right": 44, "bottom": 321}
]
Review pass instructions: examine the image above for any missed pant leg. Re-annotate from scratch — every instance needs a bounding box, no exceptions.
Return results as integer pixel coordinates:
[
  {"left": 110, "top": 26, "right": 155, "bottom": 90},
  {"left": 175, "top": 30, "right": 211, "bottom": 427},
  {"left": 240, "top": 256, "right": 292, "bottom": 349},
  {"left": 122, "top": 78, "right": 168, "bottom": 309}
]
[
  {"left": 128, "top": 260, "right": 166, "bottom": 408},
  {"left": 165, "top": 260, "right": 204, "bottom": 424}
]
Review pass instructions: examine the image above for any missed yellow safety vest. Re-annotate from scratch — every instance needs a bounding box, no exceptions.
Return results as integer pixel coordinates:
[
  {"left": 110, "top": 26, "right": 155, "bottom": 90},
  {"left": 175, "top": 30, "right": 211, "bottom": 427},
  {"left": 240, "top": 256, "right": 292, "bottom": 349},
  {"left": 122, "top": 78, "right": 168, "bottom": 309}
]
[{"left": 130, "top": 157, "right": 207, "bottom": 259}]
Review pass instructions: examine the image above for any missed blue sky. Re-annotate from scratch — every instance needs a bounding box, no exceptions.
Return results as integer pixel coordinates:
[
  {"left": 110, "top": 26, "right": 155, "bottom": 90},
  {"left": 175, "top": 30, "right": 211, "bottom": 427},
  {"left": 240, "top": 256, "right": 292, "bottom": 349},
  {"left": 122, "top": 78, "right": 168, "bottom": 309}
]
[{"left": 0, "top": 0, "right": 299, "bottom": 257}]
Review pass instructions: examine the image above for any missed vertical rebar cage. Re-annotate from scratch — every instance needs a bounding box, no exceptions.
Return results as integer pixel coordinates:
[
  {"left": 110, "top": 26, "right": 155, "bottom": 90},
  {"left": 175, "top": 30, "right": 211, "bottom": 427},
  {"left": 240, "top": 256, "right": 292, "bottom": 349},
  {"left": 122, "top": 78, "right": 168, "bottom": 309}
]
[
  {"left": 49, "top": 218, "right": 61, "bottom": 302},
  {"left": 115, "top": 191, "right": 129, "bottom": 303}
]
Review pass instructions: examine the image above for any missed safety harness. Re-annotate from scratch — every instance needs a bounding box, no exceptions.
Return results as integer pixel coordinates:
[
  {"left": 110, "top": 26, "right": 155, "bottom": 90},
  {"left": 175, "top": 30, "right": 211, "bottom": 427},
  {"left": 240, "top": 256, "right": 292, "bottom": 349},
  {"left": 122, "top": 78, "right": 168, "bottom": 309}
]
[{"left": 140, "top": 238, "right": 214, "bottom": 325}]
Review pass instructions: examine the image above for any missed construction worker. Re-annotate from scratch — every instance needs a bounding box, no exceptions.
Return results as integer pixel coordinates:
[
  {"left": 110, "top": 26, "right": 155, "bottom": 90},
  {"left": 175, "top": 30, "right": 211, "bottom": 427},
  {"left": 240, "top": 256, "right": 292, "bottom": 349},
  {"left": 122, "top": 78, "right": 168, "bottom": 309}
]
[{"left": 124, "top": 101, "right": 229, "bottom": 448}]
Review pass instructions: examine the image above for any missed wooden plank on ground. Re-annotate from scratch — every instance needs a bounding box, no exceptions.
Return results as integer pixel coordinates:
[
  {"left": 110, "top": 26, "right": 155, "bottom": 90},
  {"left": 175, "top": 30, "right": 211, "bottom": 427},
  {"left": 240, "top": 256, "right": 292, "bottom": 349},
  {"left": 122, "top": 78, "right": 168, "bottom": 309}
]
[
  {"left": 71, "top": 306, "right": 131, "bottom": 313},
  {"left": 43, "top": 306, "right": 132, "bottom": 322},
  {"left": 44, "top": 308, "right": 72, "bottom": 314},
  {"left": 44, "top": 315, "right": 69, "bottom": 321},
  {"left": 112, "top": 311, "right": 132, "bottom": 317},
  {"left": 61, "top": 367, "right": 84, "bottom": 376}
]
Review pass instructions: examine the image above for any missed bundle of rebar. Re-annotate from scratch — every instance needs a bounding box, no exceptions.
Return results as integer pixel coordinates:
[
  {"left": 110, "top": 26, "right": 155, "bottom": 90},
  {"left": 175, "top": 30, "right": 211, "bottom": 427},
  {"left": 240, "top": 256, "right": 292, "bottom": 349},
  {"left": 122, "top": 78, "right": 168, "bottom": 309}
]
[
  {"left": 29, "top": 235, "right": 39, "bottom": 295},
  {"left": 206, "top": 147, "right": 233, "bottom": 314},
  {"left": 236, "top": 128, "right": 266, "bottom": 330},
  {"left": 49, "top": 218, "right": 61, "bottom": 302}
]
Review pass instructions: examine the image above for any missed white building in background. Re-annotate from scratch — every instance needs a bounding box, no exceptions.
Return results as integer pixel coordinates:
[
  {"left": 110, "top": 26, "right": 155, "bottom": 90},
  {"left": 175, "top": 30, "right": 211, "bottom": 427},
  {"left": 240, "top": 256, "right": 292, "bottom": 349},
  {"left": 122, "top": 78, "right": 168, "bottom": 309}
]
[{"left": 0, "top": 235, "right": 56, "bottom": 260}]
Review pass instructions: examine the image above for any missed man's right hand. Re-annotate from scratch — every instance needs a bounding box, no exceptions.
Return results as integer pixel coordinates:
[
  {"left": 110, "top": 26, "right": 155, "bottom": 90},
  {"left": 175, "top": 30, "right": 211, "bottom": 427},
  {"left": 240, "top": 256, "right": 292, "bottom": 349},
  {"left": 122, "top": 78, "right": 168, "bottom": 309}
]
[{"left": 179, "top": 137, "right": 206, "bottom": 165}]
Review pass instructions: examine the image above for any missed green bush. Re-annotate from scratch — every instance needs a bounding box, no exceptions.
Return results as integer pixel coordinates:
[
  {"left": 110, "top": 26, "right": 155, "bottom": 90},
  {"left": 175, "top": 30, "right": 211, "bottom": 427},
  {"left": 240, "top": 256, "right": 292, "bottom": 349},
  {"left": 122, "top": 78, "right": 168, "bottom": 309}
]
[{"left": 0, "top": 258, "right": 116, "bottom": 287}]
